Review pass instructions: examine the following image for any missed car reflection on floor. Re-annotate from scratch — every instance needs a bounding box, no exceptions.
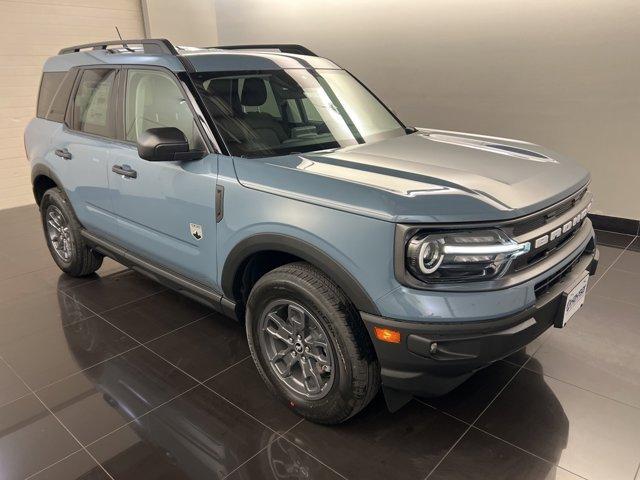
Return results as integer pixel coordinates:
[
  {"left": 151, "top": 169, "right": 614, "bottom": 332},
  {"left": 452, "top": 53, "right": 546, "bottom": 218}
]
[
  {"left": 57, "top": 285, "right": 326, "bottom": 479},
  {"left": 56, "top": 276, "right": 570, "bottom": 480}
]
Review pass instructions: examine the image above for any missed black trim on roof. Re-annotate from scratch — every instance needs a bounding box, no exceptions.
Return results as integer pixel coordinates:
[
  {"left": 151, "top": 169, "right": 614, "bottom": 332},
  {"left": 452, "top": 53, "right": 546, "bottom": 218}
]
[
  {"left": 58, "top": 38, "right": 178, "bottom": 55},
  {"left": 213, "top": 44, "right": 317, "bottom": 57},
  {"left": 58, "top": 38, "right": 197, "bottom": 72},
  {"left": 57, "top": 40, "right": 317, "bottom": 73}
]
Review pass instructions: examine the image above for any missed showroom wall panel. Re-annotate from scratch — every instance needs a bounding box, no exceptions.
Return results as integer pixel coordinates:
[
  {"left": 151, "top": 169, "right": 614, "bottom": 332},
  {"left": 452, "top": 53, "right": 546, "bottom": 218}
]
[
  {"left": 213, "top": 0, "right": 639, "bottom": 221},
  {"left": 0, "top": 0, "right": 145, "bottom": 210},
  {"left": 141, "top": 0, "right": 217, "bottom": 47}
]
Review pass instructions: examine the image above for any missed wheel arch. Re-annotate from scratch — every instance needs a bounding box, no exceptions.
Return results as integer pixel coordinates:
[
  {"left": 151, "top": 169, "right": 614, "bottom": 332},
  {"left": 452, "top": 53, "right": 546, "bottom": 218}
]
[
  {"left": 221, "top": 233, "right": 380, "bottom": 316},
  {"left": 31, "top": 163, "right": 64, "bottom": 206}
]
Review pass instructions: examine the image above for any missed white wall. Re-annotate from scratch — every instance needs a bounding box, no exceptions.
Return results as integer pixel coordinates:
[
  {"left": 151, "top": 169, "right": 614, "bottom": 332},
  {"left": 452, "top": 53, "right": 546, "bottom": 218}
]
[
  {"left": 213, "top": 0, "right": 639, "bottom": 220},
  {"left": 141, "top": 0, "right": 217, "bottom": 46},
  {"left": 0, "top": 0, "right": 145, "bottom": 210}
]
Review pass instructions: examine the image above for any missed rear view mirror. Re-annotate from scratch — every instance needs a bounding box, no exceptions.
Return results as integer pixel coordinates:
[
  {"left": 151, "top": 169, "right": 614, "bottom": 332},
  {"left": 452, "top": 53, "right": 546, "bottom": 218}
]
[{"left": 137, "top": 127, "right": 205, "bottom": 162}]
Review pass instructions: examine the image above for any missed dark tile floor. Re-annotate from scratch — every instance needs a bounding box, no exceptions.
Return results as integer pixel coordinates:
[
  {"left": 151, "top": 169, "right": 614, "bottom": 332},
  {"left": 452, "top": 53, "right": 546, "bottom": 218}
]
[{"left": 0, "top": 204, "right": 639, "bottom": 480}]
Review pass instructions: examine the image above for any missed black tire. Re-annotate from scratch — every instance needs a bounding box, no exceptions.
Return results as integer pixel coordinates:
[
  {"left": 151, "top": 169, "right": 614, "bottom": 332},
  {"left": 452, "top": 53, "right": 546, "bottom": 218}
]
[
  {"left": 246, "top": 262, "right": 380, "bottom": 424},
  {"left": 40, "top": 187, "right": 103, "bottom": 277}
]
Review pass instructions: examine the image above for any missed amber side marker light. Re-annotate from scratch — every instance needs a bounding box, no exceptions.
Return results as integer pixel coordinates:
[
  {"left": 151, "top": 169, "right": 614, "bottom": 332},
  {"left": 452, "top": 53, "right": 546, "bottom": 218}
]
[{"left": 373, "top": 326, "right": 401, "bottom": 344}]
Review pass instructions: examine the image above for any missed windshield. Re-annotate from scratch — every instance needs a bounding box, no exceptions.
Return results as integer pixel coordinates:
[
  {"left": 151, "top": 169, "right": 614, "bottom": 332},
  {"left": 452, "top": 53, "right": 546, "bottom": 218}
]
[{"left": 191, "top": 69, "right": 406, "bottom": 157}]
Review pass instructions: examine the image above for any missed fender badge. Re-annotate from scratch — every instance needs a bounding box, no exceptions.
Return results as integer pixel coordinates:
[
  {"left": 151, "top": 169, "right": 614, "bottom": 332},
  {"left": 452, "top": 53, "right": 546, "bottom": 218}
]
[{"left": 189, "top": 223, "right": 203, "bottom": 241}]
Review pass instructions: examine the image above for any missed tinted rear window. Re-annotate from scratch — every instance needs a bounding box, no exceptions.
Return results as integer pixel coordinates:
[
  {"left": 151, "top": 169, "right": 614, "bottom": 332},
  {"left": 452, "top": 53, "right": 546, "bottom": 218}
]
[{"left": 37, "top": 71, "right": 76, "bottom": 122}]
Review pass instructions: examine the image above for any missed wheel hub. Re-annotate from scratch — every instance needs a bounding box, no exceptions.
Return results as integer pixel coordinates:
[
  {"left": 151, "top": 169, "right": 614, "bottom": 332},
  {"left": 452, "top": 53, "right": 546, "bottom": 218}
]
[{"left": 258, "top": 300, "right": 335, "bottom": 400}]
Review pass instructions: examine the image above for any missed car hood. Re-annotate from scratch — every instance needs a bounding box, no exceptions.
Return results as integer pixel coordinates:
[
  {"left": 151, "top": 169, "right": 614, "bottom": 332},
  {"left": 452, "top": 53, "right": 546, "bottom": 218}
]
[{"left": 232, "top": 128, "right": 590, "bottom": 223}]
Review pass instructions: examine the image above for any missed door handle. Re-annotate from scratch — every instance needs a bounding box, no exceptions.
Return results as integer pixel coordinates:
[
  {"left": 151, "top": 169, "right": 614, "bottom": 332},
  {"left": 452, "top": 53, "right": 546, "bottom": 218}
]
[
  {"left": 111, "top": 164, "right": 138, "bottom": 179},
  {"left": 54, "top": 148, "right": 72, "bottom": 160}
]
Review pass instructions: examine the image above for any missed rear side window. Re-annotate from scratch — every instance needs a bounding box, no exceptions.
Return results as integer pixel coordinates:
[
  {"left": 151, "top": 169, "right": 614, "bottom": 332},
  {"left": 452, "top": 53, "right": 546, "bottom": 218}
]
[
  {"left": 37, "top": 71, "right": 75, "bottom": 122},
  {"left": 72, "top": 69, "right": 117, "bottom": 137}
]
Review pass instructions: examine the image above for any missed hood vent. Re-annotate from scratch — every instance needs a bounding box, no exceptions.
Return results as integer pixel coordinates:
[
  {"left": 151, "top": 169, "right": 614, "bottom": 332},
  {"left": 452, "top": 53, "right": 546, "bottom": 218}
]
[{"left": 423, "top": 133, "right": 557, "bottom": 163}]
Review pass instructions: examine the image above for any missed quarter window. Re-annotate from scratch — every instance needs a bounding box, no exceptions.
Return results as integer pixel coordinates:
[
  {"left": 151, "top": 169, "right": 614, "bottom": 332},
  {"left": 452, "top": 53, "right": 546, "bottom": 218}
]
[
  {"left": 37, "top": 72, "right": 65, "bottom": 120},
  {"left": 72, "top": 69, "right": 117, "bottom": 137},
  {"left": 125, "top": 69, "right": 204, "bottom": 150}
]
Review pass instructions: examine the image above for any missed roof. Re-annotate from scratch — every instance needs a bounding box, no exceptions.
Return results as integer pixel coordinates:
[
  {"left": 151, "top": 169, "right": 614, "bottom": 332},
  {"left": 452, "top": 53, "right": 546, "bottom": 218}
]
[{"left": 43, "top": 39, "right": 340, "bottom": 73}]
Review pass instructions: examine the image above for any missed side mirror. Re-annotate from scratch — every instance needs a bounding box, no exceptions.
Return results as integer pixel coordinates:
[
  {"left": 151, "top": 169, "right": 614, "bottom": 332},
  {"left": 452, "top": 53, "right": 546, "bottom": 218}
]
[{"left": 137, "top": 127, "right": 205, "bottom": 162}]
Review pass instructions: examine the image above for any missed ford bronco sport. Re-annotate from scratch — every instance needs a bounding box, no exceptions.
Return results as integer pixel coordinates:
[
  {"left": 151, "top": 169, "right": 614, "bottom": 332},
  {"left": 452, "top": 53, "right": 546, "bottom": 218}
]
[{"left": 25, "top": 39, "right": 598, "bottom": 424}]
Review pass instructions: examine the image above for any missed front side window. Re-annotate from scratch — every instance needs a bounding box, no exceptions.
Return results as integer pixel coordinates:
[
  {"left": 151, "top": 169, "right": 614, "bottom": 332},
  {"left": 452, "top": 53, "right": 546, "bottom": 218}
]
[
  {"left": 125, "top": 69, "right": 204, "bottom": 150},
  {"left": 191, "top": 69, "right": 405, "bottom": 157},
  {"left": 72, "top": 69, "right": 116, "bottom": 137}
]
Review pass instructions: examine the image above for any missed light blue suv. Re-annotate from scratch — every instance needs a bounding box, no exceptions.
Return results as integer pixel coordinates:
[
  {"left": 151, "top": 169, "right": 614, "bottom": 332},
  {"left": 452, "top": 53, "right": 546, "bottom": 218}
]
[{"left": 25, "top": 39, "right": 598, "bottom": 424}]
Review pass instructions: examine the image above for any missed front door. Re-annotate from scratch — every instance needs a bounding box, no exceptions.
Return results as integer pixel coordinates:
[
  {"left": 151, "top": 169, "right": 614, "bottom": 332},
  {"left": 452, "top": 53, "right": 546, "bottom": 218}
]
[{"left": 109, "top": 68, "right": 218, "bottom": 287}]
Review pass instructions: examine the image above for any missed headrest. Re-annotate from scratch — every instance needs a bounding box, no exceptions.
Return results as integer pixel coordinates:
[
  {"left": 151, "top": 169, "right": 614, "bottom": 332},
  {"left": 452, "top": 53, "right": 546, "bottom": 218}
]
[
  {"left": 206, "top": 79, "right": 233, "bottom": 102},
  {"left": 241, "top": 78, "right": 267, "bottom": 106}
]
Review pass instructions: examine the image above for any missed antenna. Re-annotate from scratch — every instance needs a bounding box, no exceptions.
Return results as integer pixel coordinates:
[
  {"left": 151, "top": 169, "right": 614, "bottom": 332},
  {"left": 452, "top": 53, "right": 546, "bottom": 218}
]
[{"left": 114, "top": 26, "right": 134, "bottom": 52}]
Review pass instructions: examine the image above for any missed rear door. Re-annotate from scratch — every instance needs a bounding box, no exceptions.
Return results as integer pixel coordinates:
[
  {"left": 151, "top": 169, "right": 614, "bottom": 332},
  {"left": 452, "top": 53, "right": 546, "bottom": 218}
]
[
  {"left": 53, "top": 67, "right": 120, "bottom": 239},
  {"left": 108, "top": 67, "right": 219, "bottom": 287}
]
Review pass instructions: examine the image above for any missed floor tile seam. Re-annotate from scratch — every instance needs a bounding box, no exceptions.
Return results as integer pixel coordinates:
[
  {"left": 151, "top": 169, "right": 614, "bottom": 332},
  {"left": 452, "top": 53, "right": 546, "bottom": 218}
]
[
  {"left": 518, "top": 362, "right": 640, "bottom": 411},
  {"left": 220, "top": 419, "right": 307, "bottom": 480},
  {"left": 22, "top": 311, "right": 214, "bottom": 394},
  {"left": 199, "top": 380, "right": 280, "bottom": 434},
  {"left": 200, "top": 355, "right": 252, "bottom": 384},
  {"left": 23, "top": 447, "right": 86, "bottom": 480},
  {"left": 88, "top": 287, "right": 170, "bottom": 315},
  {"left": 139, "top": 312, "right": 218, "bottom": 345},
  {"left": 28, "top": 344, "right": 141, "bottom": 394},
  {"left": 0, "top": 355, "right": 115, "bottom": 480},
  {"left": 0, "top": 390, "right": 33, "bottom": 410},
  {"left": 471, "top": 425, "right": 591, "bottom": 480},
  {"left": 83, "top": 355, "right": 271, "bottom": 450},
  {"left": 61, "top": 289, "right": 278, "bottom": 437},
  {"left": 422, "top": 353, "right": 566, "bottom": 480},
  {"left": 587, "top": 235, "right": 637, "bottom": 293},
  {"left": 275, "top": 429, "right": 351, "bottom": 480},
  {"left": 22, "top": 311, "right": 217, "bottom": 394},
  {"left": 423, "top": 424, "right": 474, "bottom": 479},
  {"left": 83, "top": 382, "right": 202, "bottom": 449},
  {"left": 414, "top": 397, "right": 472, "bottom": 427},
  {"left": 70, "top": 292, "right": 281, "bottom": 435},
  {"left": 468, "top": 354, "right": 532, "bottom": 428}
]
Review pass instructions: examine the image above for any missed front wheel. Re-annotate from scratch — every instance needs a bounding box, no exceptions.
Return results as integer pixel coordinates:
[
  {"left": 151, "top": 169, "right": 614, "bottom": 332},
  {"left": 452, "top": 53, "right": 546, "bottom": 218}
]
[{"left": 246, "top": 262, "right": 380, "bottom": 424}]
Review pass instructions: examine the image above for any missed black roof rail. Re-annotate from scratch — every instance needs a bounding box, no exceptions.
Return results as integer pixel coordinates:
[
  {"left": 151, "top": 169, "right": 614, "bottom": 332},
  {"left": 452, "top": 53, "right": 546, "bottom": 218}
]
[
  {"left": 58, "top": 38, "right": 178, "bottom": 55},
  {"left": 213, "top": 44, "right": 317, "bottom": 57}
]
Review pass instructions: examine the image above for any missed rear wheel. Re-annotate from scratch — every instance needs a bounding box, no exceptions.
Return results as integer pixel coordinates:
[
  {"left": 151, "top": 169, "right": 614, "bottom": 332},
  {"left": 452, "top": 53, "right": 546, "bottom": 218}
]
[
  {"left": 41, "top": 187, "right": 103, "bottom": 277},
  {"left": 246, "top": 262, "right": 380, "bottom": 424}
]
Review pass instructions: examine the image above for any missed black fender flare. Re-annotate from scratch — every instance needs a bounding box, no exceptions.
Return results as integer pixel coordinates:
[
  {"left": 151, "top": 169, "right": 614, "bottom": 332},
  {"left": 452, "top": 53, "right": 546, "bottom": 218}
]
[
  {"left": 221, "top": 233, "right": 380, "bottom": 315},
  {"left": 31, "top": 163, "right": 65, "bottom": 204}
]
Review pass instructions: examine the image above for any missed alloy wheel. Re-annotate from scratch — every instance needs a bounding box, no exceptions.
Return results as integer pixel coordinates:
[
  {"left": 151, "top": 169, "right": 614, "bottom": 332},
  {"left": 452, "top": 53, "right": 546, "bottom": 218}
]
[
  {"left": 46, "top": 205, "right": 73, "bottom": 262},
  {"left": 258, "top": 300, "right": 335, "bottom": 400}
]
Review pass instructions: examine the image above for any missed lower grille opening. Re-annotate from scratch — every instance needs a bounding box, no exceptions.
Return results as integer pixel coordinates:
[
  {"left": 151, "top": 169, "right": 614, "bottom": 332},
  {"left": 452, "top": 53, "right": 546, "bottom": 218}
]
[{"left": 534, "top": 252, "right": 583, "bottom": 297}]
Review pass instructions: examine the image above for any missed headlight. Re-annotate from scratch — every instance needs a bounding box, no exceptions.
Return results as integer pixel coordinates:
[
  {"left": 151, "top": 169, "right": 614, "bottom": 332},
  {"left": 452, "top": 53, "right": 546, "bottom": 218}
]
[{"left": 406, "top": 229, "right": 530, "bottom": 283}]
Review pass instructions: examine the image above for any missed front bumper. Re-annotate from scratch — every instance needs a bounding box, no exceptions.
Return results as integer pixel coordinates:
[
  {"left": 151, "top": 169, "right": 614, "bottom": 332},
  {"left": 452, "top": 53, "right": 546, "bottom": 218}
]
[{"left": 361, "top": 243, "right": 599, "bottom": 399}]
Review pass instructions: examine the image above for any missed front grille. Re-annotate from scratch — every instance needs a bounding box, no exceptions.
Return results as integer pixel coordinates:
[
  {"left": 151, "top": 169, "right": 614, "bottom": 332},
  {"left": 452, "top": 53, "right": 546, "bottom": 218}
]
[
  {"left": 511, "top": 187, "right": 587, "bottom": 236},
  {"left": 512, "top": 218, "right": 586, "bottom": 271}
]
